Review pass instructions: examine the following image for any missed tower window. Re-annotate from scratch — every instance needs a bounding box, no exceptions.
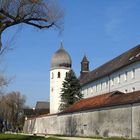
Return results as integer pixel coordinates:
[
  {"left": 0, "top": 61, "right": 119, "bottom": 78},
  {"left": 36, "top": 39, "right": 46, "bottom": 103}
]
[
  {"left": 58, "top": 72, "right": 61, "bottom": 78},
  {"left": 51, "top": 72, "right": 54, "bottom": 79},
  {"left": 66, "top": 72, "right": 68, "bottom": 78},
  {"left": 131, "top": 68, "right": 135, "bottom": 79},
  {"left": 124, "top": 71, "right": 127, "bottom": 82}
]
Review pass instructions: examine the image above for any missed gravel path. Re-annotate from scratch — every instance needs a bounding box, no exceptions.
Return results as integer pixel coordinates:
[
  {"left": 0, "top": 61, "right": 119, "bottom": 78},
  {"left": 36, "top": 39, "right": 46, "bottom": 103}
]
[{"left": 46, "top": 136, "right": 102, "bottom": 140}]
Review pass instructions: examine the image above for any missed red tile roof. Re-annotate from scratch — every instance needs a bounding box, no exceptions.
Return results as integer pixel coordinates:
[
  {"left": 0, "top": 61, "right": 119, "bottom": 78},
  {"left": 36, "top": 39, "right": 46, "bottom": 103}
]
[
  {"left": 80, "top": 44, "right": 140, "bottom": 86},
  {"left": 60, "top": 90, "right": 140, "bottom": 114}
]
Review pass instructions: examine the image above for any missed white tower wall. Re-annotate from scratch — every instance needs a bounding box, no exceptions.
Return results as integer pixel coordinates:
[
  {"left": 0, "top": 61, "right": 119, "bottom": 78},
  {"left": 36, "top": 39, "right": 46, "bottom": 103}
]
[
  {"left": 50, "top": 45, "right": 72, "bottom": 114},
  {"left": 50, "top": 68, "right": 70, "bottom": 114}
]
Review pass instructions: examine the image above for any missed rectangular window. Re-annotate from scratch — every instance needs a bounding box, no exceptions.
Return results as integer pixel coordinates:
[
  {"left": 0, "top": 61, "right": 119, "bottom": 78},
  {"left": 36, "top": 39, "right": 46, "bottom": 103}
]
[
  {"left": 101, "top": 82, "right": 105, "bottom": 90},
  {"left": 131, "top": 68, "right": 135, "bottom": 79},
  {"left": 51, "top": 72, "right": 54, "bottom": 79},
  {"left": 104, "top": 82, "right": 106, "bottom": 89},
  {"left": 99, "top": 84, "right": 101, "bottom": 91},
  {"left": 97, "top": 84, "right": 100, "bottom": 91},
  {"left": 95, "top": 84, "right": 97, "bottom": 92},
  {"left": 124, "top": 72, "right": 127, "bottom": 82},
  {"left": 105, "top": 81, "right": 108, "bottom": 89},
  {"left": 90, "top": 88, "right": 93, "bottom": 94},
  {"left": 118, "top": 74, "right": 120, "bottom": 84},
  {"left": 93, "top": 86, "right": 96, "bottom": 93},
  {"left": 111, "top": 78, "right": 114, "bottom": 86},
  {"left": 101, "top": 83, "right": 102, "bottom": 90}
]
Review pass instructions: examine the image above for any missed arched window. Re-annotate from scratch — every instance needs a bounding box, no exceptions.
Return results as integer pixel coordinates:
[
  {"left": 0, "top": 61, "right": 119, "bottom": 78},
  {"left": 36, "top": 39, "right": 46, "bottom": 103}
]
[
  {"left": 51, "top": 72, "right": 54, "bottom": 79},
  {"left": 58, "top": 72, "right": 61, "bottom": 78}
]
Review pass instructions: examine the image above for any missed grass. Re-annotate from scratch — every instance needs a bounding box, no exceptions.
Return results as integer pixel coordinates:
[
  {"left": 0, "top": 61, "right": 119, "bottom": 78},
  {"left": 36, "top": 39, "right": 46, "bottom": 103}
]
[
  {"left": 0, "top": 133, "right": 63, "bottom": 140},
  {"left": 104, "top": 137, "right": 140, "bottom": 140},
  {"left": 51, "top": 134, "right": 140, "bottom": 140},
  {"left": 1, "top": 134, "right": 139, "bottom": 140}
]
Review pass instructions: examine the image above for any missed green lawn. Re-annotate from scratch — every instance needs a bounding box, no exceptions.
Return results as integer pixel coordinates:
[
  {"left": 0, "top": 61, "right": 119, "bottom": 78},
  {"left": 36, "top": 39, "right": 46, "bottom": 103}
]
[
  {"left": 1, "top": 134, "right": 140, "bottom": 140},
  {"left": 0, "top": 134, "right": 63, "bottom": 140},
  {"left": 104, "top": 138, "right": 140, "bottom": 140}
]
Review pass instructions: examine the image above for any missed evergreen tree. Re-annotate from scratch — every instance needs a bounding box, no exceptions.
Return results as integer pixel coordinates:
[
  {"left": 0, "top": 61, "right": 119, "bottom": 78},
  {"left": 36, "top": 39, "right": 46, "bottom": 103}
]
[{"left": 59, "top": 69, "right": 83, "bottom": 111}]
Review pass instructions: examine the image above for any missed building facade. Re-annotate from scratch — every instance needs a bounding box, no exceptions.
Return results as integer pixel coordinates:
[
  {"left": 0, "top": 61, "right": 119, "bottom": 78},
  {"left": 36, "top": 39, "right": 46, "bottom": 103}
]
[
  {"left": 50, "top": 44, "right": 140, "bottom": 113},
  {"left": 80, "top": 45, "right": 140, "bottom": 98}
]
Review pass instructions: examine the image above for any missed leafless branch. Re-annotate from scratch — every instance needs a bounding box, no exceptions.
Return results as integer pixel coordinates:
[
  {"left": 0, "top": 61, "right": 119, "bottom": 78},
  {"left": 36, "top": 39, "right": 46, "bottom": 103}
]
[{"left": 0, "top": 0, "right": 64, "bottom": 50}]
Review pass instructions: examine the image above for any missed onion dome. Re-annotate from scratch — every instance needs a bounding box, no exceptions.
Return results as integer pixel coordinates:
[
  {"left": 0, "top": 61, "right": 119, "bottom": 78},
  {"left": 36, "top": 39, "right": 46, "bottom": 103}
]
[{"left": 51, "top": 43, "right": 72, "bottom": 69}]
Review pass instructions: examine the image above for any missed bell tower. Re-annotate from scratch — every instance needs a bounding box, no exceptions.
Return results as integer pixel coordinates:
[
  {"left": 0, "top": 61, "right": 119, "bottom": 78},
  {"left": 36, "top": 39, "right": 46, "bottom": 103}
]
[
  {"left": 50, "top": 43, "right": 72, "bottom": 114},
  {"left": 81, "top": 55, "right": 89, "bottom": 75}
]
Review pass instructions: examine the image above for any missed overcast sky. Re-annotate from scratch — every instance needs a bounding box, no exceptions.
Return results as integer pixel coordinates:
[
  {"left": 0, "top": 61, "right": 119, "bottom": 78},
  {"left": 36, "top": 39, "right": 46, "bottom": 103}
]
[{"left": 2, "top": 0, "right": 140, "bottom": 107}]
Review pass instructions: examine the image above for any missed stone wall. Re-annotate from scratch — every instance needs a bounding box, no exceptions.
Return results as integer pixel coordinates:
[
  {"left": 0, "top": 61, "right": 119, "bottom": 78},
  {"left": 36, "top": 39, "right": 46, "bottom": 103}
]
[{"left": 23, "top": 103, "right": 140, "bottom": 138}]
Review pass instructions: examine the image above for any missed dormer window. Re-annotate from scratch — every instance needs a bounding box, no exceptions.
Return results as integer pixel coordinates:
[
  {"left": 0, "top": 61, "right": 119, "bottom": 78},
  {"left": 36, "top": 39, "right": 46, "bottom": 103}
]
[{"left": 58, "top": 72, "right": 61, "bottom": 78}]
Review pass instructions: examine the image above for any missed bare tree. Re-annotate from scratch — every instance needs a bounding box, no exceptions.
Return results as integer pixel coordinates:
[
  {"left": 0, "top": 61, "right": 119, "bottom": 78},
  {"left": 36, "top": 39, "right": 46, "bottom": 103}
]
[
  {"left": 0, "top": 0, "right": 63, "bottom": 51},
  {"left": 0, "top": 0, "right": 63, "bottom": 90},
  {"left": 0, "top": 70, "right": 7, "bottom": 93},
  {"left": 0, "top": 91, "right": 26, "bottom": 131},
  {"left": 0, "top": 74, "right": 6, "bottom": 87},
  {"left": 0, "top": 65, "right": 14, "bottom": 94}
]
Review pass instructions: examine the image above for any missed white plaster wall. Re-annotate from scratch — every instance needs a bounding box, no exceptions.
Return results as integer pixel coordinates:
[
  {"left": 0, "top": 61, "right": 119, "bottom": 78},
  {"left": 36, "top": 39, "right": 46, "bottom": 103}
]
[
  {"left": 132, "top": 103, "right": 140, "bottom": 138},
  {"left": 23, "top": 104, "right": 140, "bottom": 138},
  {"left": 82, "top": 76, "right": 109, "bottom": 98},
  {"left": 82, "top": 62, "right": 140, "bottom": 98},
  {"left": 57, "top": 106, "right": 132, "bottom": 137},
  {"left": 23, "top": 104, "right": 138, "bottom": 138},
  {"left": 109, "top": 62, "right": 140, "bottom": 93},
  {"left": 50, "top": 68, "right": 70, "bottom": 114}
]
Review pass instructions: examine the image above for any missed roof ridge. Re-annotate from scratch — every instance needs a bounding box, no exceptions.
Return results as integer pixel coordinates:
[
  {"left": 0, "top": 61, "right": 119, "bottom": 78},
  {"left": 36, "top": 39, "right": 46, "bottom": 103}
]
[
  {"left": 60, "top": 90, "right": 140, "bottom": 114},
  {"left": 80, "top": 44, "right": 140, "bottom": 85}
]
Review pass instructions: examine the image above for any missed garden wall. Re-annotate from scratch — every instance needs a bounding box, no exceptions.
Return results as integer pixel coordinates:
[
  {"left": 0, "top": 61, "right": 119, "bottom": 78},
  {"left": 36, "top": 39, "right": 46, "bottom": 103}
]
[{"left": 23, "top": 103, "right": 140, "bottom": 138}]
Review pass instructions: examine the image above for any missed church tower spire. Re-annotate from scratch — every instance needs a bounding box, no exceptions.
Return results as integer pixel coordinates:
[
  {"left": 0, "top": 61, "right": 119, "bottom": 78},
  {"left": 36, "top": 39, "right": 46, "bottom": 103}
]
[{"left": 81, "top": 55, "right": 89, "bottom": 75}]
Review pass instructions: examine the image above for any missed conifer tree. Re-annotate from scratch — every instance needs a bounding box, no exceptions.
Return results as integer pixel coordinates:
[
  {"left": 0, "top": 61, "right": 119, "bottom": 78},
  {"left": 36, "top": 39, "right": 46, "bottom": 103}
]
[{"left": 59, "top": 69, "right": 83, "bottom": 111}]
